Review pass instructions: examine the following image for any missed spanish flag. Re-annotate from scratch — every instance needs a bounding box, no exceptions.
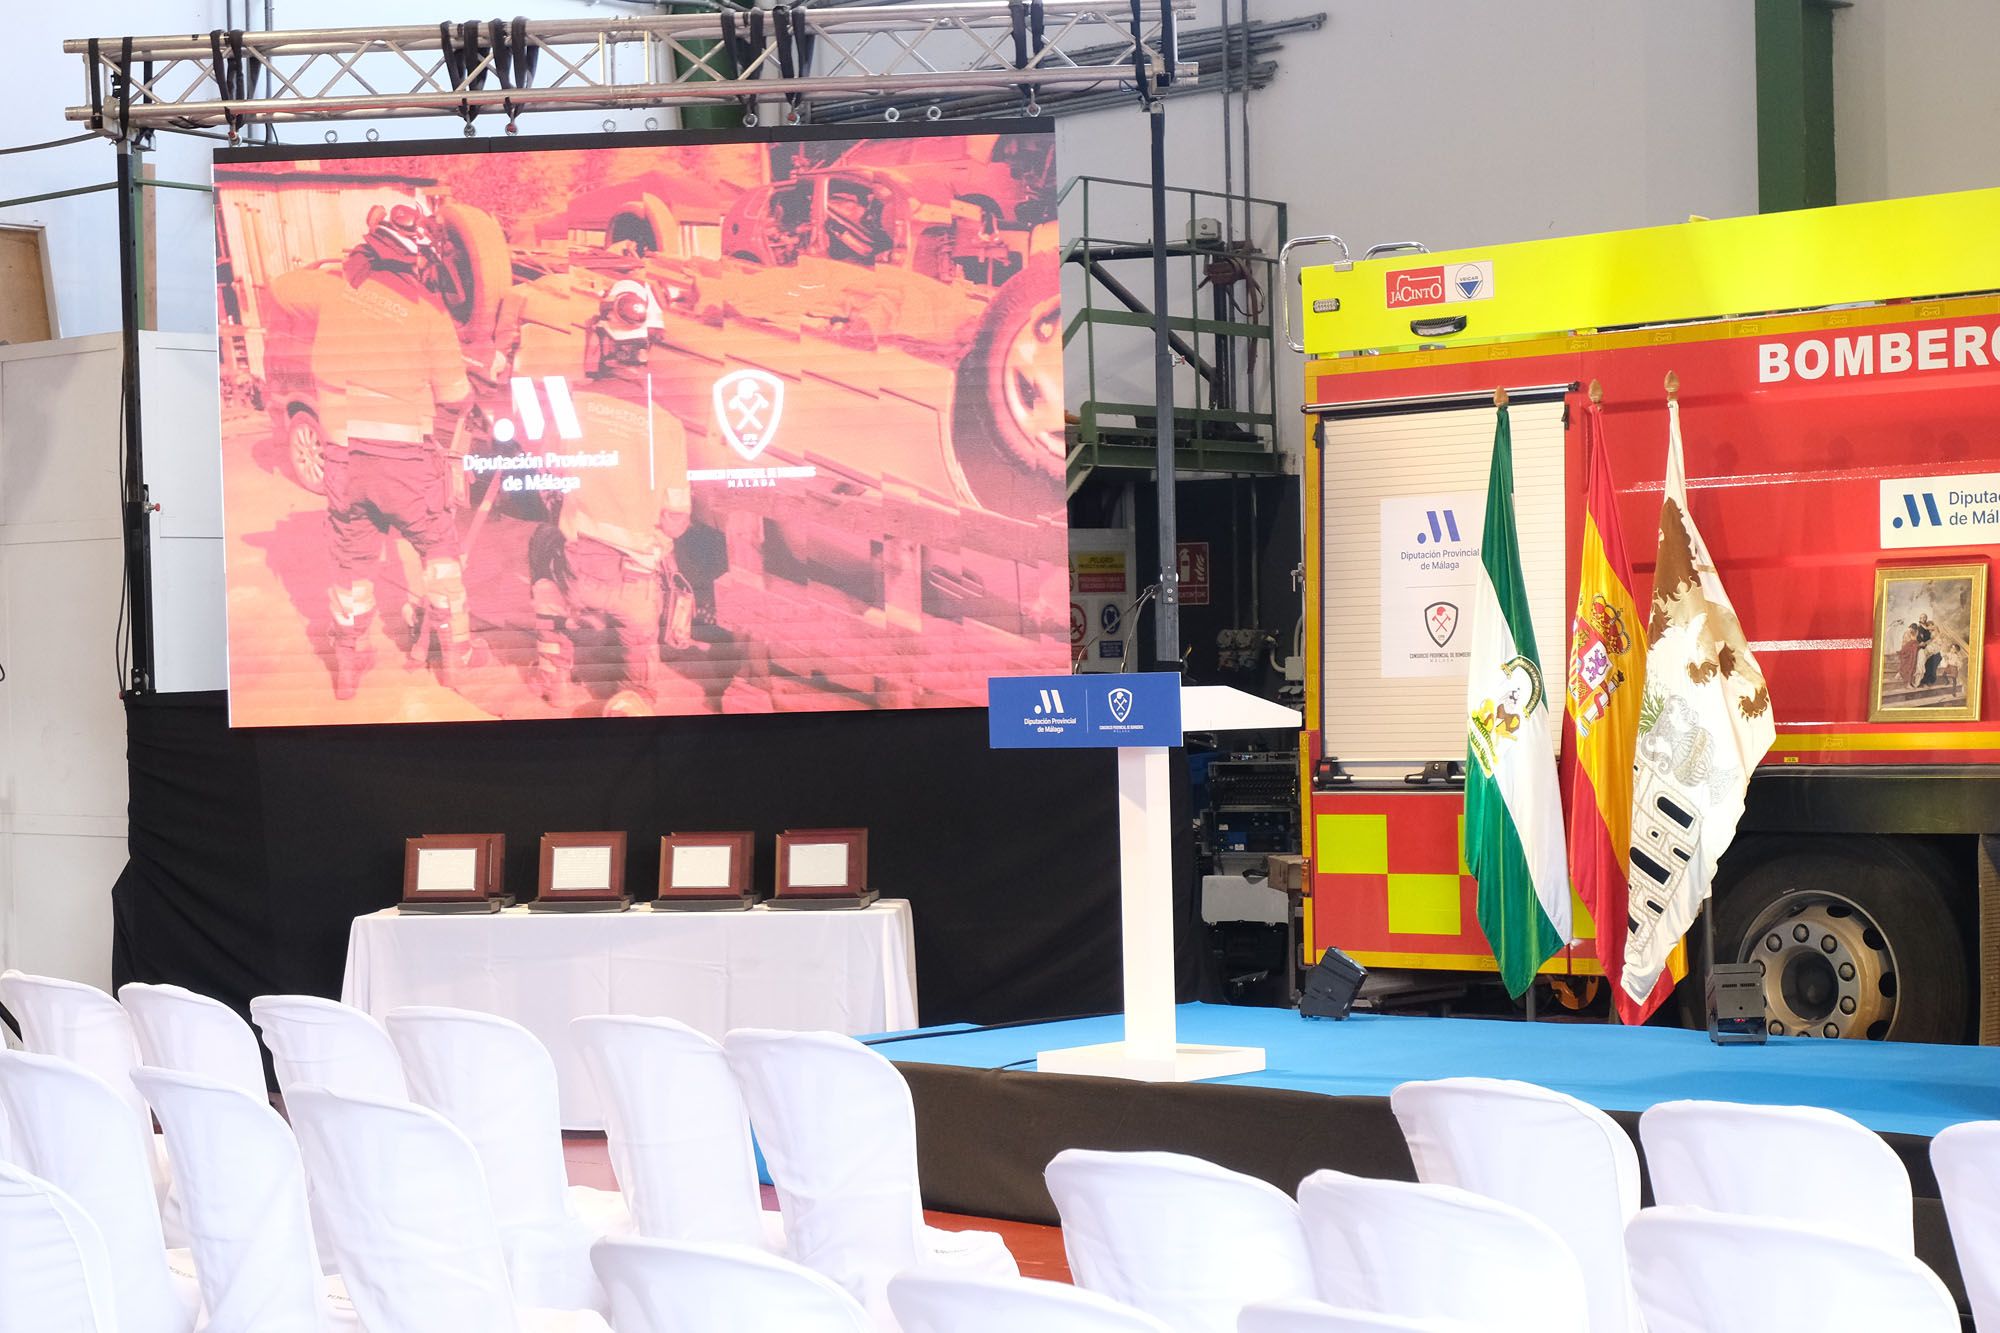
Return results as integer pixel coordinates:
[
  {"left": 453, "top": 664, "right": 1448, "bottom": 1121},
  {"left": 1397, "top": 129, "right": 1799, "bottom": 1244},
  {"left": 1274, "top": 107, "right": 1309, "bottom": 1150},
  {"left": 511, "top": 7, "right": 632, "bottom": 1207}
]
[{"left": 1565, "top": 393, "right": 1674, "bottom": 1024}]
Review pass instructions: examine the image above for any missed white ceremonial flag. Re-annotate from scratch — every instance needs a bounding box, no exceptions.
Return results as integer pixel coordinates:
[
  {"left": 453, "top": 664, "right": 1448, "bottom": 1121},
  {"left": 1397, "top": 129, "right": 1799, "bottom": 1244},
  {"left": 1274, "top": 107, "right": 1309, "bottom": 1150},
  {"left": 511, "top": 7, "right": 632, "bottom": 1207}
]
[{"left": 1622, "top": 397, "right": 1775, "bottom": 1002}]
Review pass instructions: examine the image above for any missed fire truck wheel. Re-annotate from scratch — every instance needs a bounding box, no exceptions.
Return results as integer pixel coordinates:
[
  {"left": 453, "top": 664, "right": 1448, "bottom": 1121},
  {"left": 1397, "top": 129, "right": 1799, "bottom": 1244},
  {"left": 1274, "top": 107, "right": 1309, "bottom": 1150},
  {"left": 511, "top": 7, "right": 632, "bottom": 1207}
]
[
  {"left": 950, "top": 252, "right": 1063, "bottom": 519},
  {"left": 435, "top": 203, "right": 511, "bottom": 343},
  {"left": 286, "top": 409, "right": 327, "bottom": 495},
  {"left": 1713, "top": 838, "right": 1968, "bottom": 1043}
]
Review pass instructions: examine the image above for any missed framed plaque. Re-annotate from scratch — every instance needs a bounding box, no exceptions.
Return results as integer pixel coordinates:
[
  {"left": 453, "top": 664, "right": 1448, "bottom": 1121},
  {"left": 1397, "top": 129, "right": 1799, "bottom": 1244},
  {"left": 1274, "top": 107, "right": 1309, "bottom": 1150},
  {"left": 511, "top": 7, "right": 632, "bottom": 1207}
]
[
  {"left": 531, "top": 831, "right": 632, "bottom": 912},
  {"left": 401, "top": 834, "right": 509, "bottom": 914},
  {"left": 769, "top": 828, "right": 877, "bottom": 910},
  {"left": 653, "top": 832, "right": 757, "bottom": 911}
]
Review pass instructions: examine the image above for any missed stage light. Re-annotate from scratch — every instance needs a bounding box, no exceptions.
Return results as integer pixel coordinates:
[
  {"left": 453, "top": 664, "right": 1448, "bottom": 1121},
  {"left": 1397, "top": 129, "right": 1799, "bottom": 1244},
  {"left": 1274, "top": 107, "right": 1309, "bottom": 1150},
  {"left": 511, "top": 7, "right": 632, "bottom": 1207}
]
[{"left": 1708, "top": 961, "right": 1769, "bottom": 1045}]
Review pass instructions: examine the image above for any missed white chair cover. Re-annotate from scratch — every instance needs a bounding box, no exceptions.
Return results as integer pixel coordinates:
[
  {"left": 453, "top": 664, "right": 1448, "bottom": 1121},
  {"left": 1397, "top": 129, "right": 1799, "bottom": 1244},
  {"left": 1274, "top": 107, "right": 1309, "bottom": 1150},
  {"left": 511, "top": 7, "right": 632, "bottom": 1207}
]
[
  {"left": 889, "top": 1268, "right": 1174, "bottom": 1332},
  {"left": 0, "top": 969, "right": 182, "bottom": 1241},
  {"left": 1637, "top": 1099, "right": 1913, "bottom": 1252},
  {"left": 1043, "top": 1148, "right": 1315, "bottom": 1333},
  {"left": 571, "top": 1014, "right": 773, "bottom": 1249},
  {"left": 0, "top": 972, "right": 150, "bottom": 1118},
  {"left": 285, "top": 1087, "right": 611, "bottom": 1333},
  {"left": 1296, "top": 1169, "right": 1587, "bottom": 1333},
  {"left": 724, "top": 1028, "right": 1018, "bottom": 1320},
  {"left": 1239, "top": 1302, "right": 1478, "bottom": 1332},
  {"left": 1625, "top": 1205, "right": 1958, "bottom": 1333},
  {"left": 387, "top": 1006, "right": 628, "bottom": 1310},
  {"left": 0, "top": 1161, "right": 120, "bottom": 1333},
  {"left": 250, "top": 994, "right": 409, "bottom": 1103},
  {"left": 122, "top": 984, "right": 269, "bottom": 1100},
  {"left": 131, "top": 1067, "right": 356, "bottom": 1333},
  {"left": 0, "top": 1050, "right": 200, "bottom": 1333},
  {"left": 1928, "top": 1119, "right": 2000, "bottom": 1332},
  {"left": 1390, "top": 1077, "right": 1642, "bottom": 1333},
  {"left": 590, "top": 1237, "right": 873, "bottom": 1333}
]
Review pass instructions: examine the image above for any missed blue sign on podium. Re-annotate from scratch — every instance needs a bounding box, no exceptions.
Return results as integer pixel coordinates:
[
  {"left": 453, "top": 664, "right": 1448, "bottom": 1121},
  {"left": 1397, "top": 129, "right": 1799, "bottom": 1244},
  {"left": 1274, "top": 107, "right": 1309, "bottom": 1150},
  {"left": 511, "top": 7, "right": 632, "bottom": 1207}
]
[{"left": 987, "top": 672, "right": 1183, "bottom": 749}]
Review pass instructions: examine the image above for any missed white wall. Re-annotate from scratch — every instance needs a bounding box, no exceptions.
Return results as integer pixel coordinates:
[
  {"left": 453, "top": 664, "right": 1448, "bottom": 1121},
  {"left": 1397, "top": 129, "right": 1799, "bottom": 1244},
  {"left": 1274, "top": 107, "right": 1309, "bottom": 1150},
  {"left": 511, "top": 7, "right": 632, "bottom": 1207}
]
[
  {"left": 1833, "top": 0, "right": 2000, "bottom": 203},
  {"left": 0, "top": 336, "right": 132, "bottom": 989},
  {"left": 1054, "top": 0, "right": 1762, "bottom": 466}
]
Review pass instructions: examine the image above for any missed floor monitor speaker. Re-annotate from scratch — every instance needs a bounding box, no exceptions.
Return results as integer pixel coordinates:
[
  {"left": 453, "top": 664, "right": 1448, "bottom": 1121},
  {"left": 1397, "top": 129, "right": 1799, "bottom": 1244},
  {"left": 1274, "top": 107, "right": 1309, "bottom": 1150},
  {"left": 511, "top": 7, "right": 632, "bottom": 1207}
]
[{"left": 1299, "top": 945, "right": 1367, "bottom": 1020}]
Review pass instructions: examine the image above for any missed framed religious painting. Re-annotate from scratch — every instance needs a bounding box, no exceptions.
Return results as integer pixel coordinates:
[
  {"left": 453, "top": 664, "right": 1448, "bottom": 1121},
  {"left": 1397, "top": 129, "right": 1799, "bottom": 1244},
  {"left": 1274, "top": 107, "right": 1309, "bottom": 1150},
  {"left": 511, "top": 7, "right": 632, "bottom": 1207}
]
[
  {"left": 769, "top": 828, "right": 877, "bottom": 910},
  {"left": 531, "top": 831, "right": 632, "bottom": 911},
  {"left": 653, "top": 832, "right": 757, "bottom": 911},
  {"left": 1870, "top": 562, "right": 1986, "bottom": 723},
  {"left": 401, "top": 834, "right": 509, "bottom": 913}
]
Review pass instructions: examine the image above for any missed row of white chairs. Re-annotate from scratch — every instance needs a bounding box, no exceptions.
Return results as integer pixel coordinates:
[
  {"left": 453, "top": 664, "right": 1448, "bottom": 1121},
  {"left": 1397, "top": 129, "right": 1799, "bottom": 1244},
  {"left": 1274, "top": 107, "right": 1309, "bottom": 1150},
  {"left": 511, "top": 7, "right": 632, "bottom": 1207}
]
[
  {"left": 0, "top": 971, "right": 1034, "bottom": 1330},
  {"left": 4, "top": 971, "right": 1993, "bottom": 1333},
  {"left": 1036, "top": 1076, "right": 1997, "bottom": 1333},
  {"left": 1041, "top": 1146, "right": 1963, "bottom": 1333}
]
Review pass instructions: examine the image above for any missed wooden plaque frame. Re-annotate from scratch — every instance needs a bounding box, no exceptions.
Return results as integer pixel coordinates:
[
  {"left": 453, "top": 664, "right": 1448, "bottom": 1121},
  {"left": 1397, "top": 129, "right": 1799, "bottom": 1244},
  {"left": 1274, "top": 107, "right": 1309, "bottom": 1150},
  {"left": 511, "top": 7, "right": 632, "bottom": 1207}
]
[
  {"left": 771, "top": 828, "right": 875, "bottom": 908},
  {"left": 534, "top": 831, "right": 630, "bottom": 907},
  {"left": 654, "top": 831, "right": 757, "bottom": 909},
  {"left": 402, "top": 833, "right": 508, "bottom": 911}
]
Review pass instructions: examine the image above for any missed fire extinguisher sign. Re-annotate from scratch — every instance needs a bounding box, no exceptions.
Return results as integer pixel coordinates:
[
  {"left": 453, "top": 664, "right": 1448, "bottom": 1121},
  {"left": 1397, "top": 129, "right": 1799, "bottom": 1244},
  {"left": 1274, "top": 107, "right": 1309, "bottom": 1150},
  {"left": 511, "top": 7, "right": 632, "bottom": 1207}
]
[{"left": 1176, "top": 542, "right": 1211, "bottom": 606}]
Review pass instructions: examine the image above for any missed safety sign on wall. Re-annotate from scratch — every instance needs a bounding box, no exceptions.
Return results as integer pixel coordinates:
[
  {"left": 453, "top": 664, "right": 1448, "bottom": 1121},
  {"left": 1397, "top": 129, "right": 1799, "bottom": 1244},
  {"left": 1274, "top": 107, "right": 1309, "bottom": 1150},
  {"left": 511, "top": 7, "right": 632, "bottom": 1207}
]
[
  {"left": 1176, "top": 541, "right": 1211, "bottom": 606},
  {"left": 1070, "top": 528, "right": 1137, "bottom": 673},
  {"left": 1379, "top": 493, "right": 1484, "bottom": 677}
]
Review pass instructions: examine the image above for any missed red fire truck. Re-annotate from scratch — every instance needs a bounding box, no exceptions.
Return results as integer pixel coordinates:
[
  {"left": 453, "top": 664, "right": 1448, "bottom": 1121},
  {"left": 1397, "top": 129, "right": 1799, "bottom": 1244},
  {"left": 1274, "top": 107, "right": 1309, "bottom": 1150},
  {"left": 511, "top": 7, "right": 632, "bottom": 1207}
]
[{"left": 1294, "top": 196, "right": 2000, "bottom": 1042}]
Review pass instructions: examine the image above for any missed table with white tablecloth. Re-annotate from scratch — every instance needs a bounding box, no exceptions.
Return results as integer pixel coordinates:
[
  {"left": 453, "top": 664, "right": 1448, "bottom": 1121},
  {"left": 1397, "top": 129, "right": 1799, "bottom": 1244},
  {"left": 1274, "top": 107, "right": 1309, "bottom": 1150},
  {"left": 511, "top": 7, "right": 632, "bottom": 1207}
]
[{"left": 340, "top": 899, "right": 917, "bottom": 1128}]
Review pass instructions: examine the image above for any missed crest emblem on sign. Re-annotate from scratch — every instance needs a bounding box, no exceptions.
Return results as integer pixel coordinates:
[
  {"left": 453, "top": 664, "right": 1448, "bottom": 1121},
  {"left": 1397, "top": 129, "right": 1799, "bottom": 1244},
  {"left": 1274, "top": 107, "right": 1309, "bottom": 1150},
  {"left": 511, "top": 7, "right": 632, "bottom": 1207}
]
[
  {"left": 712, "top": 368, "right": 785, "bottom": 461},
  {"left": 1425, "top": 601, "right": 1459, "bottom": 647},
  {"left": 1107, "top": 687, "right": 1135, "bottom": 723}
]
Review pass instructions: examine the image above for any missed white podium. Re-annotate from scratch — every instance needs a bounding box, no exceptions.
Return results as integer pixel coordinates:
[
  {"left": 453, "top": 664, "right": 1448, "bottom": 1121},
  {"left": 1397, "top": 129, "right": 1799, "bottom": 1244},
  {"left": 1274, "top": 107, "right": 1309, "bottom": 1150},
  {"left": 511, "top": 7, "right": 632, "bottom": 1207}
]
[{"left": 1036, "top": 684, "right": 1302, "bottom": 1082}]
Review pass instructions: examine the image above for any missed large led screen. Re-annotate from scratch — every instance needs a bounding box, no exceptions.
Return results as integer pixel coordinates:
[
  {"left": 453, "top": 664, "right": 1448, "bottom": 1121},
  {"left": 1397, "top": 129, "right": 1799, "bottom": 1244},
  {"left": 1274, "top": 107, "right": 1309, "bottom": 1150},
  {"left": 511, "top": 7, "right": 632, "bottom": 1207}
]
[{"left": 213, "top": 126, "right": 1066, "bottom": 726}]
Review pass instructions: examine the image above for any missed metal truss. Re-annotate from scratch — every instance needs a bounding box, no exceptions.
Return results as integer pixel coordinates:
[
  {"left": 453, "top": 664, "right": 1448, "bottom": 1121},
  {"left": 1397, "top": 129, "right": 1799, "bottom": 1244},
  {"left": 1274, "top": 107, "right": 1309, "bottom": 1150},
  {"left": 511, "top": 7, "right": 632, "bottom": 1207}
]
[{"left": 65, "top": 3, "right": 1192, "bottom": 135}]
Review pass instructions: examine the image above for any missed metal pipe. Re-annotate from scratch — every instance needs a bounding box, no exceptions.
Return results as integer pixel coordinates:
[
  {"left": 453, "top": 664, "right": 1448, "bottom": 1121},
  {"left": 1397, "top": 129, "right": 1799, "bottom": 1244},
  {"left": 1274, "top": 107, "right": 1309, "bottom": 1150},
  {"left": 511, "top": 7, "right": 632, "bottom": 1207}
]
[
  {"left": 0, "top": 182, "right": 116, "bottom": 209},
  {"left": 64, "top": 4, "right": 1182, "bottom": 54},
  {"left": 1148, "top": 101, "right": 1179, "bottom": 666},
  {"left": 116, "top": 137, "right": 155, "bottom": 692},
  {"left": 1303, "top": 384, "right": 1578, "bottom": 418},
  {"left": 1219, "top": 0, "right": 1233, "bottom": 246}
]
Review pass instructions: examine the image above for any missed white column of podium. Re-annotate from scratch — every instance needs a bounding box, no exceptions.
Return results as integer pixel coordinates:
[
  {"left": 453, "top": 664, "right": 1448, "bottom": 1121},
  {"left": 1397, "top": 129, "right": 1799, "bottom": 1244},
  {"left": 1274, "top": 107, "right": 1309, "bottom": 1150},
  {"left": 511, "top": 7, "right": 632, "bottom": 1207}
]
[{"left": 1035, "top": 690, "right": 1286, "bottom": 1082}]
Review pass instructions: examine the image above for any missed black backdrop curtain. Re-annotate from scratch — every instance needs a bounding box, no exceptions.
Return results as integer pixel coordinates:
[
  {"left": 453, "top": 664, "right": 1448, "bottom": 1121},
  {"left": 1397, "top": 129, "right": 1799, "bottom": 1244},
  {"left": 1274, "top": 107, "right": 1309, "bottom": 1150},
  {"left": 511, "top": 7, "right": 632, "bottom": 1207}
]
[{"left": 115, "top": 692, "right": 1199, "bottom": 1026}]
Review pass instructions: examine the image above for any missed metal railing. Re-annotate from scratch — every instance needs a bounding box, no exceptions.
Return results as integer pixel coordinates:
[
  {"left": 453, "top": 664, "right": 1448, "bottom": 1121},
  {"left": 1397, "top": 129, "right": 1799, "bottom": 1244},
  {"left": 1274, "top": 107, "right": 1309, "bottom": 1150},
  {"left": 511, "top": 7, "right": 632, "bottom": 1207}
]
[{"left": 1060, "top": 173, "right": 1286, "bottom": 481}]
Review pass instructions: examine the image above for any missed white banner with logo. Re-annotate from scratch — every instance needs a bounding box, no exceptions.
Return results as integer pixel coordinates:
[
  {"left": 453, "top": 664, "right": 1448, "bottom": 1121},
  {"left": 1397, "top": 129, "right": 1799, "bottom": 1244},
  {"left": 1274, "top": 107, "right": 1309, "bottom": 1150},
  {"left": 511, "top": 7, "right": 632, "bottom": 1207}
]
[
  {"left": 1879, "top": 471, "right": 2000, "bottom": 549},
  {"left": 1380, "top": 492, "right": 1485, "bottom": 677}
]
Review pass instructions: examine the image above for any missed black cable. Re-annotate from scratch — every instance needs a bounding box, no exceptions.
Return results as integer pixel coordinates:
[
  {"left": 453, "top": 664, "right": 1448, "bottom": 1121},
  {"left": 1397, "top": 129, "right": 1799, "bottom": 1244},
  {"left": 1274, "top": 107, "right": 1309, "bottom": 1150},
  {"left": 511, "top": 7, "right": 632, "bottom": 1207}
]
[{"left": 113, "top": 391, "right": 130, "bottom": 689}]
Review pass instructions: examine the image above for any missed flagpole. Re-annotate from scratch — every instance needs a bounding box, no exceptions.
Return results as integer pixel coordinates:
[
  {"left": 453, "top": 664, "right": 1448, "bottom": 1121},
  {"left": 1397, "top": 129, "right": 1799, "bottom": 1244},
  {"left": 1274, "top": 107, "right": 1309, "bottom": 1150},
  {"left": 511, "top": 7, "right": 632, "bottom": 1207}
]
[{"left": 1495, "top": 383, "right": 1536, "bottom": 1026}]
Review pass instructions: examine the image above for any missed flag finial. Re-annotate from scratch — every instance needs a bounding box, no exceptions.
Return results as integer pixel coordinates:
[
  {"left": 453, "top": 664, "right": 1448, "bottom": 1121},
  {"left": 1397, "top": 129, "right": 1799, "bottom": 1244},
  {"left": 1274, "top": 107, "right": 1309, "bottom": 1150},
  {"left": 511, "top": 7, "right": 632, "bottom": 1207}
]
[
  {"left": 1494, "top": 386, "right": 1509, "bottom": 408},
  {"left": 1588, "top": 379, "right": 1603, "bottom": 405},
  {"left": 1664, "top": 370, "right": 1679, "bottom": 400}
]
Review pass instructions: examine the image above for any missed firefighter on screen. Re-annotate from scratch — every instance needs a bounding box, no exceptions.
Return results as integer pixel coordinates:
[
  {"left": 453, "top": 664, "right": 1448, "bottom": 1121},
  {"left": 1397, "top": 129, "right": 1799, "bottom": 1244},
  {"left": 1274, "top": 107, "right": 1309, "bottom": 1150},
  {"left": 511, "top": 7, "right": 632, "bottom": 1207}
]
[
  {"left": 316, "top": 206, "right": 480, "bottom": 700},
  {"left": 526, "top": 279, "right": 694, "bottom": 716}
]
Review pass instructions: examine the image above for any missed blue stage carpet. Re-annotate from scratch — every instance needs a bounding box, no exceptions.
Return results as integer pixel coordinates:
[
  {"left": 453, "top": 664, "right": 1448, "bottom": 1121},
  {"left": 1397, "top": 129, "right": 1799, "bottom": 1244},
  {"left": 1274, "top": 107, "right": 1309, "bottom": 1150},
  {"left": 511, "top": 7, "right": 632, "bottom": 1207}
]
[{"left": 877, "top": 1002, "right": 2000, "bottom": 1138}]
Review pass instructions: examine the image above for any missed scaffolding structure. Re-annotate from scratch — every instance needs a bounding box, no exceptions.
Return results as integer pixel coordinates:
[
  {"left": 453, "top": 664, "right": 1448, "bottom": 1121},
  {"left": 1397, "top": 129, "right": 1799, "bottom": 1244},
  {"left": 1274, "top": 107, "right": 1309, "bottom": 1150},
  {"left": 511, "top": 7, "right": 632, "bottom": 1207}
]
[
  {"left": 64, "top": 4, "right": 1190, "bottom": 133},
  {"left": 63, "top": 4, "right": 1199, "bottom": 684}
]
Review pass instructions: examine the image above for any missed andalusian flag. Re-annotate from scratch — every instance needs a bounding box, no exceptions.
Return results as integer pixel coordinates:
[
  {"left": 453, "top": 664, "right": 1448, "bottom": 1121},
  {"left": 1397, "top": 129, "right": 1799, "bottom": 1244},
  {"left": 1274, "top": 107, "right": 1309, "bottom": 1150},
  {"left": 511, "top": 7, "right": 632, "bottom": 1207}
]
[
  {"left": 1564, "top": 396, "right": 1676, "bottom": 1024},
  {"left": 1622, "top": 394, "right": 1774, "bottom": 1004},
  {"left": 1465, "top": 402, "right": 1570, "bottom": 998}
]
